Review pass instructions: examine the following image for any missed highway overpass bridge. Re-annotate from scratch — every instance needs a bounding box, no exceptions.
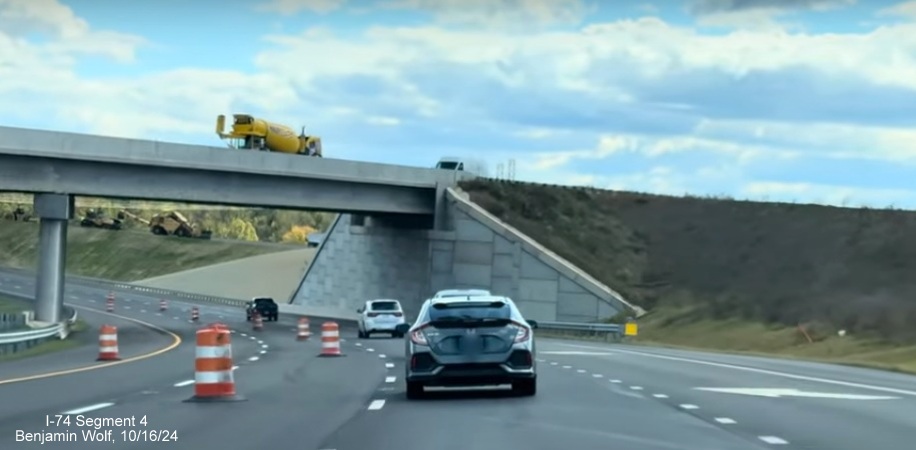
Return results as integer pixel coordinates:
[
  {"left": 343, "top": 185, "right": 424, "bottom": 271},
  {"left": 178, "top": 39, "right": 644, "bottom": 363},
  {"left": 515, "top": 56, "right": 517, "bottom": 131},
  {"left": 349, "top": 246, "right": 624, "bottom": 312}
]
[{"left": 0, "top": 125, "right": 638, "bottom": 324}]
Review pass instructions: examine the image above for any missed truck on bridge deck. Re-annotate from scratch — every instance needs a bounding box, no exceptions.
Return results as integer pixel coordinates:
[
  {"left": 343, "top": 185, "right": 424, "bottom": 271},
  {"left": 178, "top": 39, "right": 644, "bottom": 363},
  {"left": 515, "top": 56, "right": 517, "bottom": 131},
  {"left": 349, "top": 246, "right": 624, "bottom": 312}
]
[{"left": 216, "top": 114, "right": 323, "bottom": 157}]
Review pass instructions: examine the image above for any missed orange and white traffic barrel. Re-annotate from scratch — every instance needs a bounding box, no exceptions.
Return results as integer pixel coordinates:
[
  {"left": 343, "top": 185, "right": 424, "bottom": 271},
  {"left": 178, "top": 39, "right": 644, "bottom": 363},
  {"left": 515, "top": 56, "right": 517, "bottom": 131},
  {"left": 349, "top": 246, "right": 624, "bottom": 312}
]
[
  {"left": 97, "top": 325, "right": 120, "bottom": 361},
  {"left": 296, "top": 317, "right": 311, "bottom": 341},
  {"left": 159, "top": 299, "right": 168, "bottom": 311},
  {"left": 318, "top": 321, "right": 343, "bottom": 357},
  {"left": 252, "top": 313, "right": 263, "bottom": 331},
  {"left": 190, "top": 306, "right": 199, "bottom": 321},
  {"left": 105, "top": 293, "right": 114, "bottom": 312},
  {"left": 184, "top": 324, "right": 245, "bottom": 402}
]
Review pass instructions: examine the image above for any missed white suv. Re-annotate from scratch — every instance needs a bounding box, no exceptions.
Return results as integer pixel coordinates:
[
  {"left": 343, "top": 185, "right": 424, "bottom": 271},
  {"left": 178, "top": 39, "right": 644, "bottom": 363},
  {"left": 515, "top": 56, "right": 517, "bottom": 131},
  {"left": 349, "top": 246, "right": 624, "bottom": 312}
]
[
  {"left": 357, "top": 299, "right": 407, "bottom": 338},
  {"left": 432, "top": 288, "right": 491, "bottom": 298}
]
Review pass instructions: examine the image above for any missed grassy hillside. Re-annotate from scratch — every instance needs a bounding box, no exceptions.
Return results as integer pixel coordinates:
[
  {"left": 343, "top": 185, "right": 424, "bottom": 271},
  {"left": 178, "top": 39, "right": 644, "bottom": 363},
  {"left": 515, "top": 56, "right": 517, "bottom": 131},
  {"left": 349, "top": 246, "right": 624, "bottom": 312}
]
[
  {"left": 460, "top": 179, "right": 916, "bottom": 371},
  {"left": 0, "top": 194, "right": 336, "bottom": 243},
  {"left": 0, "top": 221, "right": 285, "bottom": 281}
]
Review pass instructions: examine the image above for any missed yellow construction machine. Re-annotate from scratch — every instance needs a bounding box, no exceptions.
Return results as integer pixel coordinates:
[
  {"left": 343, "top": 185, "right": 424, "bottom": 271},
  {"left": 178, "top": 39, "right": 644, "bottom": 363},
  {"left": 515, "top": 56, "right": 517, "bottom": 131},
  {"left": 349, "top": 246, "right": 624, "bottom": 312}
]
[
  {"left": 119, "top": 210, "right": 212, "bottom": 240},
  {"left": 148, "top": 211, "right": 212, "bottom": 239},
  {"left": 215, "top": 114, "right": 323, "bottom": 156},
  {"left": 79, "top": 209, "right": 123, "bottom": 230}
]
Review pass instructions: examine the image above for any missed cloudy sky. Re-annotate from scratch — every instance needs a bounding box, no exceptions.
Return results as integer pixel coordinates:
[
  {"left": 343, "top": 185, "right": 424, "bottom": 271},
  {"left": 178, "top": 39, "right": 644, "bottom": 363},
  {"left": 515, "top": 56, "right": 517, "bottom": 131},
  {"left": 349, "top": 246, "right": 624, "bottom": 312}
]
[{"left": 1, "top": 0, "right": 915, "bottom": 207}]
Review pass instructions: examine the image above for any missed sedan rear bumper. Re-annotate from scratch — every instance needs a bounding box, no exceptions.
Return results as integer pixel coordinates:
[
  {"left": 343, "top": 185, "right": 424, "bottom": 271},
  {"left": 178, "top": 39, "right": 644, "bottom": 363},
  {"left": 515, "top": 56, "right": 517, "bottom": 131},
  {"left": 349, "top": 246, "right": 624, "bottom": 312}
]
[{"left": 406, "top": 361, "right": 535, "bottom": 387}]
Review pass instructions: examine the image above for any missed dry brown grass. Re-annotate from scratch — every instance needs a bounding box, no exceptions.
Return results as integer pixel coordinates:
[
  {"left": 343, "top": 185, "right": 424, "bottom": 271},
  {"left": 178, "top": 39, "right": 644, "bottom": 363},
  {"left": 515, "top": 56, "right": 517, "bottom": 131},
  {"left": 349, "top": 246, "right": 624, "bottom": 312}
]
[{"left": 461, "top": 179, "right": 916, "bottom": 368}]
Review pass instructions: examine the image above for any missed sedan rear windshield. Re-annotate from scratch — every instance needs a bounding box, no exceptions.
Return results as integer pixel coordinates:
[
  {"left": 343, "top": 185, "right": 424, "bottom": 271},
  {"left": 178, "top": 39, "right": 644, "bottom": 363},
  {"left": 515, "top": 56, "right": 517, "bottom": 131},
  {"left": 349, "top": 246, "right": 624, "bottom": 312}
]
[
  {"left": 428, "top": 301, "right": 511, "bottom": 322},
  {"left": 371, "top": 301, "right": 399, "bottom": 311}
]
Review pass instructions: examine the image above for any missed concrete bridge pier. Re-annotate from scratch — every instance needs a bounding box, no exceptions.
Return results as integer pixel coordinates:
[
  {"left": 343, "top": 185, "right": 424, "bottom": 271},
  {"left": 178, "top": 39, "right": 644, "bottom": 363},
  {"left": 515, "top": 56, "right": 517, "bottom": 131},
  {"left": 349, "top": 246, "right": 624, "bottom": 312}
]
[{"left": 33, "top": 193, "right": 74, "bottom": 323}]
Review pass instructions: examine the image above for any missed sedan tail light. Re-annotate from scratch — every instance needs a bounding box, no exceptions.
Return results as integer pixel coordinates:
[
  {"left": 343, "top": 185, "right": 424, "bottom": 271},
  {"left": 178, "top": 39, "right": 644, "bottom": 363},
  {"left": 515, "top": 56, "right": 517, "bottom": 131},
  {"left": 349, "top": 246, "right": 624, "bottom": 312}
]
[
  {"left": 508, "top": 320, "right": 531, "bottom": 343},
  {"left": 410, "top": 323, "right": 430, "bottom": 346}
]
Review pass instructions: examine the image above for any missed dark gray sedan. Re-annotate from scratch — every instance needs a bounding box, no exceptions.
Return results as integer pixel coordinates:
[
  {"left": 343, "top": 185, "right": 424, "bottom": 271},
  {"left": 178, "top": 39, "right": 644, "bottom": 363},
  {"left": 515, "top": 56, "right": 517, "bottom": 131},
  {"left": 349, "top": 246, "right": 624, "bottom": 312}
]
[{"left": 399, "top": 295, "right": 538, "bottom": 399}]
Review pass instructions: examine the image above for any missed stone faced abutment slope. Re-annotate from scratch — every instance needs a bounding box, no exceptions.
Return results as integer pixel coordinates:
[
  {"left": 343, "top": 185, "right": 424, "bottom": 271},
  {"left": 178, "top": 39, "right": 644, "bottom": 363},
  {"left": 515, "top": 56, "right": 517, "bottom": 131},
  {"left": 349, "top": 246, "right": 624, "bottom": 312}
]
[{"left": 290, "top": 187, "right": 642, "bottom": 322}]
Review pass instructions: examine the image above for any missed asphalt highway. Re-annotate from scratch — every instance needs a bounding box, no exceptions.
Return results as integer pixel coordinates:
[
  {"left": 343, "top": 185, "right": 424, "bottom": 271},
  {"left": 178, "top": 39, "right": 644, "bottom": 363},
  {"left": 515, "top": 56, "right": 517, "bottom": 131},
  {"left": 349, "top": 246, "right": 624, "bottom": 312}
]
[{"left": 1, "top": 267, "right": 915, "bottom": 449}]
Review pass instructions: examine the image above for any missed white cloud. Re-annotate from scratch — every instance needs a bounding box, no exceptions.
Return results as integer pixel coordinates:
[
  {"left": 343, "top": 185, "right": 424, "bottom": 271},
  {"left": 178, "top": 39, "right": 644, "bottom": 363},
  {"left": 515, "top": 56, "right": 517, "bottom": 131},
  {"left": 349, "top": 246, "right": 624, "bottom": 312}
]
[
  {"left": 877, "top": 1, "right": 916, "bottom": 19},
  {"left": 740, "top": 181, "right": 916, "bottom": 207},
  {"left": 3, "top": 0, "right": 916, "bottom": 208},
  {"left": 256, "top": 0, "right": 346, "bottom": 15},
  {"left": 380, "top": 0, "right": 589, "bottom": 28}
]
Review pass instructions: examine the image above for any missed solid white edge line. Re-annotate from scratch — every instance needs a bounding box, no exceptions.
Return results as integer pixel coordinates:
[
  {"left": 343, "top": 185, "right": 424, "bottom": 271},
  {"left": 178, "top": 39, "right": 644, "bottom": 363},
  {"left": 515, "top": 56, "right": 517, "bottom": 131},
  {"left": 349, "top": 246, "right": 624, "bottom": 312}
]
[
  {"left": 758, "top": 436, "right": 789, "bottom": 445},
  {"left": 174, "top": 380, "right": 195, "bottom": 387},
  {"left": 557, "top": 343, "right": 916, "bottom": 397},
  {"left": 367, "top": 399, "right": 386, "bottom": 410},
  {"left": 62, "top": 402, "right": 115, "bottom": 415}
]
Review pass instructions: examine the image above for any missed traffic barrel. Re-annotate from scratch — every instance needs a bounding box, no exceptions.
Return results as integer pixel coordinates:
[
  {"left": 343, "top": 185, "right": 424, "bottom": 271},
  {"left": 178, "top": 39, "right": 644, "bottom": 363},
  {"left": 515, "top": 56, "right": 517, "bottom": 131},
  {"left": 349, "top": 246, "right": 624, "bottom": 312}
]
[
  {"left": 105, "top": 293, "right": 114, "bottom": 312},
  {"left": 190, "top": 306, "right": 199, "bottom": 321},
  {"left": 184, "top": 324, "right": 245, "bottom": 402},
  {"left": 97, "top": 325, "right": 120, "bottom": 361},
  {"left": 318, "top": 321, "right": 343, "bottom": 357},
  {"left": 159, "top": 299, "right": 168, "bottom": 311},
  {"left": 297, "top": 317, "right": 311, "bottom": 341},
  {"left": 252, "top": 313, "right": 263, "bottom": 331}
]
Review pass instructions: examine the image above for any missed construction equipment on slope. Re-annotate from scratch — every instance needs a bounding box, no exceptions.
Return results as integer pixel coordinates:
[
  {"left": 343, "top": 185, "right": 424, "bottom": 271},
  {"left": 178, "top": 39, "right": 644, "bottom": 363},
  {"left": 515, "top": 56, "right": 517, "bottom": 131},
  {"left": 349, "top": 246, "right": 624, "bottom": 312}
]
[
  {"left": 79, "top": 209, "right": 123, "bottom": 230},
  {"left": 2, "top": 205, "right": 33, "bottom": 222},
  {"left": 117, "top": 210, "right": 149, "bottom": 226},
  {"left": 148, "top": 211, "right": 212, "bottom": 240},
  {"left": 215, "top": 114, "right": 323, "bottom": 157}
]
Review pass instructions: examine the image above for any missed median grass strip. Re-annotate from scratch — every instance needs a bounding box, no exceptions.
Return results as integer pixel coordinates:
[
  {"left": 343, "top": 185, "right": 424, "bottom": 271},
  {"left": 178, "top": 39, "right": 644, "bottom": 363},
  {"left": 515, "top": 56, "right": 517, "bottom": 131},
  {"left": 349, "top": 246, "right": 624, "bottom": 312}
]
[
  {"left": 0, "top": 295, "right": 89, "bottom": 362},
  {"left": 0, "top": 221, "right": 287, "bottom": 281}
]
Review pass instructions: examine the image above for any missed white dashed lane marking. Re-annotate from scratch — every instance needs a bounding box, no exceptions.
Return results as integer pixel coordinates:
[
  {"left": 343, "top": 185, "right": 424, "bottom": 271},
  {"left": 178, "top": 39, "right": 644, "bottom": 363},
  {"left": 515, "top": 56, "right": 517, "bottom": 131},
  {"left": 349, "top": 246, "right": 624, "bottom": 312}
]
[
  {"left": 576, "top": 369, "right": 586, "bottom": 373},
  {"left": 680, "top": 404, "right": 699, "bottom": 410},
  {"left": 62, "top": 403, "right": 115, "bottom": 415},
  {"left": 385, "top": 363, "right": 394, "bottom": 369},
  {"left": 174, "top": 380, "right": 195, "bottom": 387},
  {"left": 367, "top": 400, "right": 386, "bottom": 410},
  {"left": 385, "top": 376, "right": 396, "bottom": 383},
  {"left": 715, "top": 418, "right": 736, "bottom": 424},
  {"left": 653, "top": 394, "right": 668, "bottom": 398},
  {"left": 630, "top": 386, "right": 643, "bottom": 390},
  {"left": 759, "top": 436, "right": 789, "bottom": 445},
  {"left": 248, "top": 356, "right": 259, "bottom": 362}
]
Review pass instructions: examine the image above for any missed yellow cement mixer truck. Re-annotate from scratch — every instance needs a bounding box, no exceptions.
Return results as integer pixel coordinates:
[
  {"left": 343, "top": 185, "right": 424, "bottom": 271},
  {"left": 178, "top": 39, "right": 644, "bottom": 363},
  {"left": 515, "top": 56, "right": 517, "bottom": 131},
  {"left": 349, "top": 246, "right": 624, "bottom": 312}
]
[{"left": 216, "top": 114, "right": 323, "bottom": 156}]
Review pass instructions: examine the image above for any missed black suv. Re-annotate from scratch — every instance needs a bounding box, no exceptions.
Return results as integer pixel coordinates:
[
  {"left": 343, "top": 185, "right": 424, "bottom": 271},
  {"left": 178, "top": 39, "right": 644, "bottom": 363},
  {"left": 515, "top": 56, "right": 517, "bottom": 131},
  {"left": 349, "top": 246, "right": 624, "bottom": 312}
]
[{"left": 246, "top": 297, "right": 279, "bottom": 321}]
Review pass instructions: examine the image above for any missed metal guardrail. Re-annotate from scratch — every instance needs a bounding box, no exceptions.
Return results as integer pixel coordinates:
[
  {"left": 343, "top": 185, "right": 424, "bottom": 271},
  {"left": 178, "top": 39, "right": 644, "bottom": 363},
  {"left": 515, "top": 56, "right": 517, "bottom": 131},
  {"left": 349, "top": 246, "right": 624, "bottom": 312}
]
[
  {"left": 0, "top": 267, "right": 634, "bottom": 339},
  {"left": 535, "top": 321, "right": 627, "bottom": 342},
  {"left": 0, "top": 303, "right": 78, "bottom": 348},
  {"left": 65, "top": 274, "right": 250, "bottom": 308}
]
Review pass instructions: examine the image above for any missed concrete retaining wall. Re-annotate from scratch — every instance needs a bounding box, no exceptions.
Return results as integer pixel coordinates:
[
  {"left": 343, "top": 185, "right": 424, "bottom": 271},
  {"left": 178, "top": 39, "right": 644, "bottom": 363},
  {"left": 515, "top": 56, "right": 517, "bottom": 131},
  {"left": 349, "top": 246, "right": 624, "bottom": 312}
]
[{"left": 290, "top": 188, "right": 639, "bottom": 322}]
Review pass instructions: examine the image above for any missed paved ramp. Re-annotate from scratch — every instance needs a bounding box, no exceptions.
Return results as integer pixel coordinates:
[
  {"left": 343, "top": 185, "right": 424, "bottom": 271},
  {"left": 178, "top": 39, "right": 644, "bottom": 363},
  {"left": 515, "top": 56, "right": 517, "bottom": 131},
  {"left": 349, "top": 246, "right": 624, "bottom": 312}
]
[{"left": 136, "top": 247, "right": 316, "bottom": 302}]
